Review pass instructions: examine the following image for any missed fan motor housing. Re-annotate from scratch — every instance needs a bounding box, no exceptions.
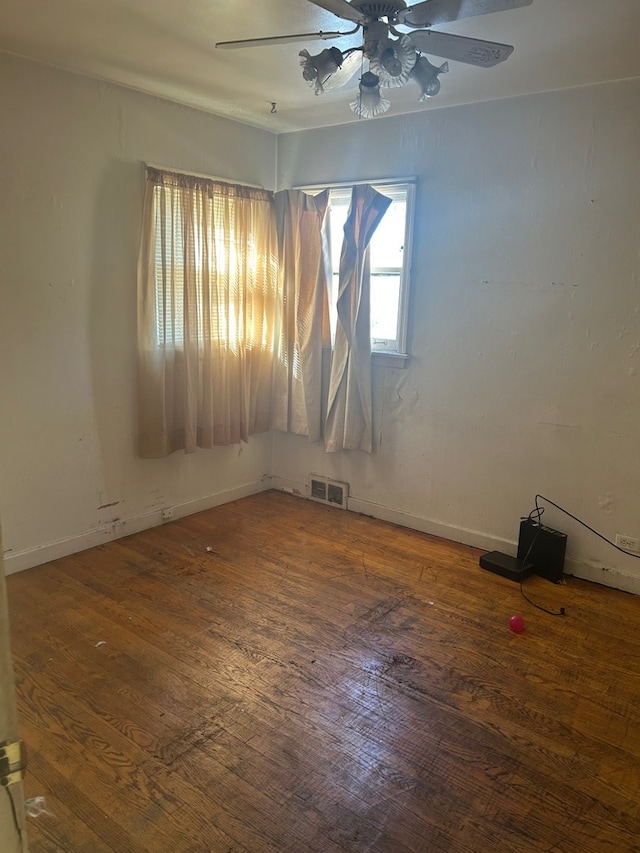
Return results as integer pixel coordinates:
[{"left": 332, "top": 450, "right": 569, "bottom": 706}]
[{"left": 351, "top": 0, "right": 407, "bottom": 20}]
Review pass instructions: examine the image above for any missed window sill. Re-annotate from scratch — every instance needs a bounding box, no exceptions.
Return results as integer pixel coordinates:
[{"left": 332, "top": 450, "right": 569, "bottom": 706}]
[{"left": 372, "top": 351, "right": 409, "bottom": 369}]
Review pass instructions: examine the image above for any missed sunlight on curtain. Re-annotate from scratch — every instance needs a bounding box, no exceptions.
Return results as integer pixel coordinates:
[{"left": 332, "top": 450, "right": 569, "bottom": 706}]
[
  {"left": 137, "top": 169, "right": 279, "bottom": 456},
  {"left": 325, "top": 185, "right": 392, "bottom": 453},
  {"left": 272, "top": 189, "right": 332, "bottom": 442}
]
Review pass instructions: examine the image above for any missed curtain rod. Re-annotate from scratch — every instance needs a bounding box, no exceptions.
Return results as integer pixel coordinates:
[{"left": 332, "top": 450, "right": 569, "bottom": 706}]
[
  {"left": 294, "top": 176, "right": 417, "bottom": 191},
  {"left": 145, "top": 162, "right": 264, "bottom": 189}
]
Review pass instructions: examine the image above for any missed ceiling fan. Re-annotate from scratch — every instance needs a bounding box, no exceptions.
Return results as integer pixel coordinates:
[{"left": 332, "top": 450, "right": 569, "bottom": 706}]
[{"left": 216, "top": 0, "right": 532, "bottom": 118}]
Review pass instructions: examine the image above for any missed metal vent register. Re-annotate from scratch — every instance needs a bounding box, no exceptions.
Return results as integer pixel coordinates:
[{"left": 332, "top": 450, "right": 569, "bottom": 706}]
[{"left": 309, "top": 476, "right": 349, "bottom": 509}]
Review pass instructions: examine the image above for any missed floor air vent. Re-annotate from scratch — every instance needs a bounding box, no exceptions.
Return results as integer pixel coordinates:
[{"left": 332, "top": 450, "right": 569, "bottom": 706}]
[{"left": 309, "top": 476, "right": 348, "bottom": 509}]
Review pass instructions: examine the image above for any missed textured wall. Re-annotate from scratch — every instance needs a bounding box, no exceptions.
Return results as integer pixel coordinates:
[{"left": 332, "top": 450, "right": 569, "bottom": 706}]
[
  {"left": 0, "top": 53, "right": 277, "bottom": 571},
  {"left": 2, "top": 50, "right": 640, "bottom": 591},
  {"left": 275, "top": 79, "right": 640, "bottom": 591}
]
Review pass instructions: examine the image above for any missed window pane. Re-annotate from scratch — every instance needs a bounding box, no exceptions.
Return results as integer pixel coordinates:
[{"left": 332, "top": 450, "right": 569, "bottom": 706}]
[
  {"left": 370, "top": 199, "right": 406, "bottom": 270},
  {"left": 329, "top": 199, "right": 349, "bottom": 272},
  {"left": 320, "top": 182, "right": 412, "bottom": 356},
  {"left": 329, "top": 199, "right": 349, "bottom": 343},
  {"left": 371, "top": 275, "right": 400, "bottom": 342},
  {"left": 155, "top": 187, "right": 185, "bottom": 344}
]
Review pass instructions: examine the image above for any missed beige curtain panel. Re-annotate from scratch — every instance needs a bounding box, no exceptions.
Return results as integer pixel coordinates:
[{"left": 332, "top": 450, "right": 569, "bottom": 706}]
[
  {"left": 137, "top": 169, "right": 278, "bottom": 456},
  {"left": 272, "top": 189, "right": 332, "bottom": 442},
  {"left": 137, "top": 169, "right": 390, "bottom": 457},
  {"left": 325, "top": 185, "right": 392, "bottom": 453}
]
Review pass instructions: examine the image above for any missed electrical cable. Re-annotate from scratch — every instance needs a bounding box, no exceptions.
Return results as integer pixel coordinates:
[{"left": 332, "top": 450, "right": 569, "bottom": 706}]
[
  {"left": 5, "top": 786, "right": 24, "bottom": 848},
  {"left": 517, "top": 493, "right": 640, "bottom": 618},
  {"left": 535, "top": 493, "right": 640, "bottom": 559},
  {"left": 516, "top": 518, "right": 566, "bottom": 617}
]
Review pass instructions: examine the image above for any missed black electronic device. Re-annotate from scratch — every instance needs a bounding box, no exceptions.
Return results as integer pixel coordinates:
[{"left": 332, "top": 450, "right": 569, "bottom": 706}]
[
  {"left": 517, "top": 518, "right": 567, "bottom": 583},
  {"left": 479, "top": 551, "right": 534, "bottom": 582}
]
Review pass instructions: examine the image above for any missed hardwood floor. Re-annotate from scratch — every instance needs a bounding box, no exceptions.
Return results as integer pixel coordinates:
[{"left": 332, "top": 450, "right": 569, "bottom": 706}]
[{"left": 7, "top": 490, "right": 640, "bottom": 852}]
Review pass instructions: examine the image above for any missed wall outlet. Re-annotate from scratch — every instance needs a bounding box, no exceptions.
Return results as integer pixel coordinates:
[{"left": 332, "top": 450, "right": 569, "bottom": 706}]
[
  {"left": 161, "top": 507, "right": 174, "bottom": 522},
  {"left": 615, "top": 533, "right": 640, "bottom": 553}
]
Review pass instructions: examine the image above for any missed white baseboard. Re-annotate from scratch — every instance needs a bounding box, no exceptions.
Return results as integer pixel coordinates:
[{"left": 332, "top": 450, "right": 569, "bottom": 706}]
[
  {"left": 564, "top": 558, "right": 640, "bottom": 596},
  {"left": 271, "top": 475, "right": 512, "bottom": 550},
  {"left": 347, "top": 494, "right": 513, "bottom": 554},
  {"left": 3, "top": 478, "right": 272, "bottom": 575},
  {"left": 270, "top": 476, "right": 308, "bottom": 500},
  {"left": 7, "top": 474, "right": 640, "bottom": 596},
  {"left": 270, "top": 476, "right": 640, "bottom": 595}
]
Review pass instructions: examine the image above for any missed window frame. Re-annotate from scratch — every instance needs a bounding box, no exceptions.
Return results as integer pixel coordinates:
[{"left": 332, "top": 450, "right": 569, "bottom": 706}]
[{"left": 300, "top": 178, "right": 416, "bottom": 369}]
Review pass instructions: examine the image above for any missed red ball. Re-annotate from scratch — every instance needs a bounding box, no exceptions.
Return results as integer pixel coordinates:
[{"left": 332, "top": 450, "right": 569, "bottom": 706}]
[{"left": 509, "top": 614, "right": 525, "bottom": 633}]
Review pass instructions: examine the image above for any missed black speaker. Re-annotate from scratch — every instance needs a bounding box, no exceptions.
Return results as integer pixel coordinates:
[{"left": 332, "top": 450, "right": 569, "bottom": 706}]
[
  {"left": 479, "top": 551, "right": 534, "bottom": 582},
  {"left": 517, "top": 518, "right": 567, "bottom": 583}
]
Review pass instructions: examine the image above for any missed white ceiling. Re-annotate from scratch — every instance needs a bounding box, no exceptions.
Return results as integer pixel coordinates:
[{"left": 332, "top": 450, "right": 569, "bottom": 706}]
[{"left": 1, "top": 0, "right": 639, "bottom": 133}]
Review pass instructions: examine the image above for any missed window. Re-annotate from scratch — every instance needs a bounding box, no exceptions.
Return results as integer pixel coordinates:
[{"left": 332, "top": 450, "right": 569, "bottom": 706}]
[
  {"left": 140, "top": 168, "right": 406, "bottom": 454},
  {"left": 151, "top": 180, "right": 277, "bottom": 352},
  {"left": 138, "top": 169, "right": 279, "bottom": 455},
  {"left": 153, "top": 186, "right": 185, "bottom": 345},
  {"left": 321, "top": 181, "right": 415, "bottom": 364}
]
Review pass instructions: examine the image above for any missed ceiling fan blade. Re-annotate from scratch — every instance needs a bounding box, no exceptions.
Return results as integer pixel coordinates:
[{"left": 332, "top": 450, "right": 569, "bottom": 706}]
[
  {"left": 306, "top": 0, "right": 366, "bottom": 23},
  {"left": 408, "top": 29, "right": 513, "bottom": 66},
  {"left": 216, "top": 30, "right": 353, "bottom": 49},
  {"left": 400, "top": 0, "right": 532, "bottom": 28}
]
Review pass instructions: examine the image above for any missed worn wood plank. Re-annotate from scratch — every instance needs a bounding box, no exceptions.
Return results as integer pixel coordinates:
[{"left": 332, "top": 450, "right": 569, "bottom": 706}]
[{"left": 7, "top": 490, "right": 640, "bottom": 852}]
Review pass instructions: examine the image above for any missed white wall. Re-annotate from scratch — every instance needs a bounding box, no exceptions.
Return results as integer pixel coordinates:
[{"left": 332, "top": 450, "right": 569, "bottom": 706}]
[
  {"left": 2, "top": 51, "right": 639, "bottom": 593},
  {"left": 275, "top": 79, "right": 640, "bottom": 593},
  {"left": 0, "top": 53, "right": 277, "bottom": 572}
]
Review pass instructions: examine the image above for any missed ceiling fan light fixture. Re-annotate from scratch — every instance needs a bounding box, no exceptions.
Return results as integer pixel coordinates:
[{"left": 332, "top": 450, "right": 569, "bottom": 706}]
[
  {"left": 362, "top": 19, "right": 390, "bottom": 57},
  {"left": 219, "top": 0, "right": 526, "bottom": 120},
  {"left": 299, "top": 46, "right": 345, "bottom": 94},
  {"left": 410, "top": 55, "right": 449, "bottom": 100},
  {"left": 369, "top": 34, "right": 417, "bottom": 88},
  {"left": 381, "top": 46, "right": 402, "bottom": 75},
  {"left": 350, "top": 70, "right": 391, "bottom": 118}
]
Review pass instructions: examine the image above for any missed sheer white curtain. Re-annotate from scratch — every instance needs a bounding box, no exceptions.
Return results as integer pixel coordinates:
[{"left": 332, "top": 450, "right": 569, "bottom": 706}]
[
  {"left": 271, "top": 189, "right": 332, "bottom": 442},
  {"left": 137, "top": 171, "right": 390, "bottom": 457},
  {"left": 325, "top": 185, "right": 392, "bottom": 452},
  {"left": 137, "top": 169, "right": 279, "bottom": 456}
]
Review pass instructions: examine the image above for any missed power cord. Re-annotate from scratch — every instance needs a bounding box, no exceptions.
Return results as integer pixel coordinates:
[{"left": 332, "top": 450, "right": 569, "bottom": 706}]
[
  {"left": 518, "top": 493, "right": 640, "bottom": 617},
  {"left": 535, "top": 493, "right": 640, "bottom": 559},
  {"left": 516, "top": 512, "right": 566, "bottom": 617},
  {"left": 5, "top": 786, "right": 24, "bottom": 848}
]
